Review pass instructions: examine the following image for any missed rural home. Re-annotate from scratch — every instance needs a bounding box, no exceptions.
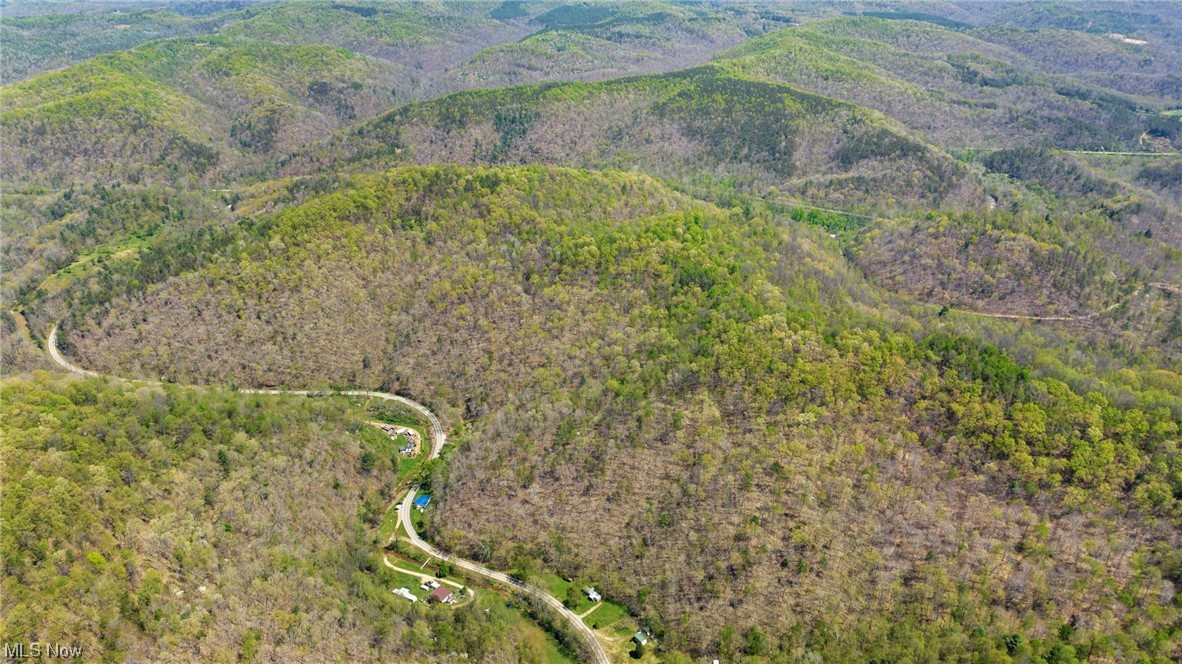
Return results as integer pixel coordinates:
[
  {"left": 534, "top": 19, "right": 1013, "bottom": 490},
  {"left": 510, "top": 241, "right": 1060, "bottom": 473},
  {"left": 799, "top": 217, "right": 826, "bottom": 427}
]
[
  {"left": 633, "top": 627, "right": 656, "bottom": 646},
  {"left": 429, "top": 586, "right": 456, "bottom": 605}
]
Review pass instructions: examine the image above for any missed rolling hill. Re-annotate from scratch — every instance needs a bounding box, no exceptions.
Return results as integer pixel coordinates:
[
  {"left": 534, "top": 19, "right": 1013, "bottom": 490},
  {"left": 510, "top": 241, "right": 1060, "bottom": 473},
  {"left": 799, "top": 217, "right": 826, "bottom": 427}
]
[
  {"left": 5, "top": 3, "right": 1182, "bottom": 663},
  {"left": 425, "top": 1, "right": 762, "bottom": 95},
  {"left": 51, "top": 165, "right": 1182, "bottom": 660},
  {"left": 714, "top": 16, "right": 1177, "bottom": 151},
  {"left": 0, "top": 371, "right": 574, "bottom": 662},
  {"left": 1, "top": 36, "right": 405, "bottom": 185},
  {"left": 0, "top": 183, "right": 232, "bottom": 332},
  {"left": 0, "top": 1, "right": 255, "bottom": 83},
  {"left": 975, "top": 148, "right": 1182, "bottom": 274},
  {"left": 209, "top": 0, "right": 535, "bottom": 82},
  {"left": 0, "top": 1, "right": 800, "bottom": 188},
  {"left": 957, "top": 0, "right": 1182, "bottom": 45},
  {"left": 284, "top": 64, "right": 986, "bottom": 214},
  {"left": 852, "top": 209, "right": 1128, "bottom": 318},
  {"left": 968, "top": 24, "right": 1182, "bottom": 101}
]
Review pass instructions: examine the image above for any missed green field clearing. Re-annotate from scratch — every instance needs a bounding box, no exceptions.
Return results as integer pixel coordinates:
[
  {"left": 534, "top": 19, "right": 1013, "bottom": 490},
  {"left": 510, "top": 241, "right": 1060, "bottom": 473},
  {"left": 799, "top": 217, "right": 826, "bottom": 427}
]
[
  {"left": 537, "top": 572, "right": 596, "bottom": 613},
  {"left": 474, "top": 591, "right": 575, "bottom": 663},
  {"left": 37, "top": 233, "right": 151, "bottom": 297},
  {"left": 583, "top": 600, "right": 630, "bottom": 629}
]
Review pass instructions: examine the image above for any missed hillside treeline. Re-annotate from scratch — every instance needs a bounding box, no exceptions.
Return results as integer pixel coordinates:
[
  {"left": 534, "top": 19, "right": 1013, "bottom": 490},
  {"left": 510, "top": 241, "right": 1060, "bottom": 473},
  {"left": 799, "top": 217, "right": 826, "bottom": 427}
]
[{"left": 53, "top": 166, "right": 1181, "bottom": 661}]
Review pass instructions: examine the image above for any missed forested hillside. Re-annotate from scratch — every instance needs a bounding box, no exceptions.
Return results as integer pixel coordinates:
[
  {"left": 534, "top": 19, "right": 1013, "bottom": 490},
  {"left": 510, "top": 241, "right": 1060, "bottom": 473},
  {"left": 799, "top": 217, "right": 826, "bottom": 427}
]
[
  {"left": 1, "top": 37, "right": 406, "bottom": 185},
  {"left": 52, "top": 165, "right": 1182, "bottom": 661},
  {"left": 847, "top": 145, "right": 1182, "bottom": 334},
  {"left": 1, "top": 0, "right": 797, "bottom": 90},
  {"left": 4, "top": 2, "right": 1182, "bottom": 663},
  {"left": 852, "top": 210, "right": 1130, "bottom": 318},
  {"left": 426, "top": 1, "right": 763, "bottom": 94},
  {"left": 975, "top": 148, "right": 1182, "bottom": 277},
  {"left": 1, "top": 372, "right": 572, "bottom": 662},
  {"left": 209, "top": 0, "right": 534, "bottom": 79},
  {"left": 0, "top": 2, "right": 256, "bottom": 83},
  {"left": 285, "top": 65, "right": 984, "bottom": 214},
  {"left": 0, "top": 0, "right": 527, "bottom": 86},
  {"left": 715, "top": 16, "right": 1179, "bottom": 151},
  {"left": 0, "top": 1, "right": 796, "bottom": 187},
  {"left": 970, "top": 25, "right": 1182, "bottom": 100},
  {"left": 1, "top": 184, "right": 231, "bottom": 318}
]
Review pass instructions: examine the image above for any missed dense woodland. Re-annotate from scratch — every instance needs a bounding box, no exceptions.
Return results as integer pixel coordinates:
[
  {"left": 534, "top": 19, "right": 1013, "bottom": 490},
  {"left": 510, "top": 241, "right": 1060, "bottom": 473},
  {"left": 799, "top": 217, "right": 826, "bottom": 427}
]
[
  {"left": 2, "top": 373, "right": 578, "bottom": 662},
  {"left": 50, "top": 166, "right": 1182, "bottom": 661},
  {"left": 281, "top": 63, "right": 986, "bottom": 214},
  {"left": 3, "top": 1, "right": 1182, "bottom": 662}
]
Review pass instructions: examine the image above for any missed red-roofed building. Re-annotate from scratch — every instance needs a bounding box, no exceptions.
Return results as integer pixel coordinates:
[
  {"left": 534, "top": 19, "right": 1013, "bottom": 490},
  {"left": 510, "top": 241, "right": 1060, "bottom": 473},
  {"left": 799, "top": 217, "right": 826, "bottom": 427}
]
[{"left": 428, "top": 586, "right": 456, "bottom": 604}]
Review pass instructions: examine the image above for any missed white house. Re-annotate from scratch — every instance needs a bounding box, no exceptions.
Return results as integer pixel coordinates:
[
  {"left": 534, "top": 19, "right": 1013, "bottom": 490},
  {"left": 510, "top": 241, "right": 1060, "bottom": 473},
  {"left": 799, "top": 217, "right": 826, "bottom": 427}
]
[{"left": 583, "top": 587, "right": 602, "bottom": 603}]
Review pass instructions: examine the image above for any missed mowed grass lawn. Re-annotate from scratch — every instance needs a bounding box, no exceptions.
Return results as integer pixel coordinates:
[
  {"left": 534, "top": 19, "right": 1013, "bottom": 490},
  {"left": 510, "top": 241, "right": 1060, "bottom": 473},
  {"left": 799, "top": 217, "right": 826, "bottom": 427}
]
[
  {"left": 475, "top": 587, "right": 575, "bottom": 663},
  {"left": 388, "top": 569, "right": 430, "bottom": 598},
  {"left": 582, "top": 600, "right": 629, "bottom": 629},
  {"left": 538, "top": 572, "right": 598, "bottom": 613},
  {"left": 411, "top": 504, "right": 427, "bottom": 533},
  {"left": 377, "top": 500, "right": 401, "bottom": 543}
]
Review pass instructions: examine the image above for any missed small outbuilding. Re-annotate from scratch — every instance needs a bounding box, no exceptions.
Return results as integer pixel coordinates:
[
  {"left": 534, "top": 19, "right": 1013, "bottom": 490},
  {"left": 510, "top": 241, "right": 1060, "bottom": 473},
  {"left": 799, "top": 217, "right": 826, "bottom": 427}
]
[
  {"left": 583, "top": 587, "right": 602, "bottom": 603},
  {"left": 393, "top": 587, "right": 418, "bottom": 602},
  {"left": 413, "top": 495, "right": 431, "bottom": 511},
  {"left": 429, "top": 586, "right": 456, "bottom": 605},
  {"left": 632, "top": 631, "right": 649, "bottom": 646}
]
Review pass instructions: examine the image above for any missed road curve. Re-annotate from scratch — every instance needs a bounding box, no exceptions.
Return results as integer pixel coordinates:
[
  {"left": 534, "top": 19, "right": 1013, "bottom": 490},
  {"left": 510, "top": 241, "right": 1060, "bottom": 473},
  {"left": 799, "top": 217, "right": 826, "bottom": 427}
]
[
  {"left": 247, "top": 388, "right": 446, "bottom": 459},
  {"left": 47, "top": 325, "right": 606, "bottom": 662},
  {"left": 399, "top": 489, "right": 610, "bottom": 664},
  {"left": 47, "top": 326, "right": 101, "bottom": 378},
  {"left": 47, "top": 326, "right": 446, "bottom": 458}
]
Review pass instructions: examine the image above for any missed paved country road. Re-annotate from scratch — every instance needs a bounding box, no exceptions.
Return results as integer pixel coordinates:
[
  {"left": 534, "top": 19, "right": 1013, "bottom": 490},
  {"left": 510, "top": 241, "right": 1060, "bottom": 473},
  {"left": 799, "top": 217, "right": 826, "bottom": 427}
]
[
  {"left": 399, "top": 488, "right": 611, "bottom": 664},
  {"left": 46, "top": 325, "right": 610, "bottom": 664}
]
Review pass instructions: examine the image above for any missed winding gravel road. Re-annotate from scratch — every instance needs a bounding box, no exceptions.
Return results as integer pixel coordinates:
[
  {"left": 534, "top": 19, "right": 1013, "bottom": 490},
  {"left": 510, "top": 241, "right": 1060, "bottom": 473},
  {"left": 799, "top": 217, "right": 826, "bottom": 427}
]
[{"left": 46, "top": 325, "right": 609, "bottom": 663}]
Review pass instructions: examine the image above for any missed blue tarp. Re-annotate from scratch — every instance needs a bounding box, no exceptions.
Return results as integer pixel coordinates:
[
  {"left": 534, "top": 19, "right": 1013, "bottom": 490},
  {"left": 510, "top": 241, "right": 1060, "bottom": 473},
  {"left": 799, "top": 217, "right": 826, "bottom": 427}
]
[{"left": 413, "top": 495, "right": 431, "bottom": 508}]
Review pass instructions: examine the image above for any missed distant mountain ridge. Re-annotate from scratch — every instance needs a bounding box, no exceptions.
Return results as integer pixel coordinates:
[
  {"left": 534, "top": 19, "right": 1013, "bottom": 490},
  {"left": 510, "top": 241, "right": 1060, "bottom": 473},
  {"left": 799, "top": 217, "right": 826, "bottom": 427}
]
[
  {"left": 1, "top": 36, "right": 405, "bottom": 185},
  {"left": 283, "top": 63, "right": 986, "bottom": 214}
]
